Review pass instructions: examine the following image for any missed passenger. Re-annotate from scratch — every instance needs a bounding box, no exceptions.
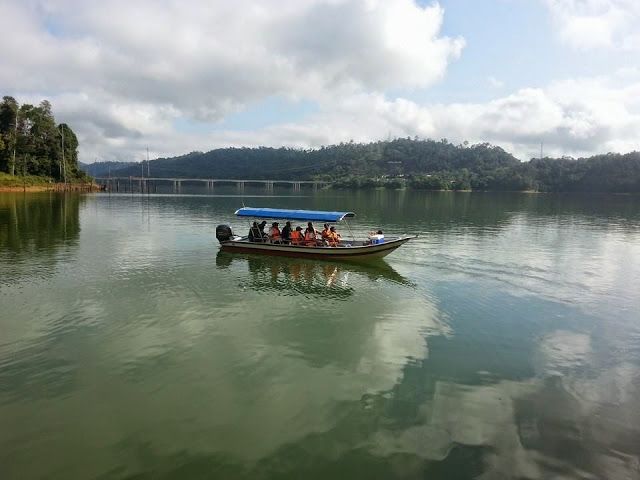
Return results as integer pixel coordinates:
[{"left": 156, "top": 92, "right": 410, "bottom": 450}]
[
  {"left": 281, "top": 221, "right": 292, "bottom": 243},
  {"left": 248, "top": 221, "right": 261, "bottom": 242},
  {"left": 257, "top": 221, "right": 268, "bottom": 241},
  {"left": 368, "top": 229, "right": 384, "bottom": 245},
  {"left": 304, "top": 222, "right": 318, "bottom": 246},
  {"left": 290, "top": 226, "right": 304, "bottom": 245},
  {"left": 328, "top": 226, "right": 341, "bottom": 247},
  {"left": 320, "top": 223, "right": 331, "bottom": 244},
  {"left": 269, "top": 222, "right": 281, "bottom": 243}
]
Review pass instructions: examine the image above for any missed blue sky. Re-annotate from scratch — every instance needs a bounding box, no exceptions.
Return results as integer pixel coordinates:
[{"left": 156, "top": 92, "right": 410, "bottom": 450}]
[
  {"left": 1, "top": 0, "right": 639, "bottom": 162},
  {"left": 435, "top": 0, "right": 632, "bottom": 95}
]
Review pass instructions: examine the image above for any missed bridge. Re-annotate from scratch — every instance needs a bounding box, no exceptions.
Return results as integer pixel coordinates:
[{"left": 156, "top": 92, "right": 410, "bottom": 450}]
[{"left": 94, "top": 177, "right": 329, "bottom": 193}]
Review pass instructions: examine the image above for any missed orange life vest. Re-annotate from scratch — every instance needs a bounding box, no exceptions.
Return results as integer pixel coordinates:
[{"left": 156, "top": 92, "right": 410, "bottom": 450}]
[
  {"left": 291, "top": 230, "right": 303, "bottom": 244},
  {"left": 304, "top": 229, "right": 317, "bottom": 245},
  {"left": 270, "top": 227, "right": 281, "bottom": 239}
]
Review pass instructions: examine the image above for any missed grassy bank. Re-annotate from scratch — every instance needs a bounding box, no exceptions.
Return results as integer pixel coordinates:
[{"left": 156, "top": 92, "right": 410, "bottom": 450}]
[
  {"left": 0, "top": 172, "right": 52, "bottom": 187},
  {"left": 0, "top": 173, "right": 99, "bottom": 192}
]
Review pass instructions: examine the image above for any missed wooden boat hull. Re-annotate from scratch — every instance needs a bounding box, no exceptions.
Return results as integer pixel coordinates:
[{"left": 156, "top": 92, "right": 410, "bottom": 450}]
[{"left": 219, "top": 237, "right": 413, "bottom": 261}]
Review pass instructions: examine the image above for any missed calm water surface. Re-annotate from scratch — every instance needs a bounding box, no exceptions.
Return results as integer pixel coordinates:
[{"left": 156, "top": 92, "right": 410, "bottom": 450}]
[{"left": 1, "top": 189, "right": 639, "bottom": 479}]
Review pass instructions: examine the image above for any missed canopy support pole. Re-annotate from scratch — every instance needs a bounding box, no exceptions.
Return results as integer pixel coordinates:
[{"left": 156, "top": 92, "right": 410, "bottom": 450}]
[{"left": 345, "top": 219, "right": 356, "bottom": 243}]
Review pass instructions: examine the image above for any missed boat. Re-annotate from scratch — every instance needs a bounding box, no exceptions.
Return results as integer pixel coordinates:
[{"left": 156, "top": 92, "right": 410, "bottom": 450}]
[{"left": 215, "top": 207, "right": 414, "bottom": 261}]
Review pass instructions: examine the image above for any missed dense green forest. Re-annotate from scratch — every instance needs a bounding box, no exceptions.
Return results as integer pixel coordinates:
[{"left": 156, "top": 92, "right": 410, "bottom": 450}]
[
  {"left": 92, "top": 138, "right": 640, "bottom": 193},
  {"left": 0, "top": 96, "right": 85, "bottom": 182}
]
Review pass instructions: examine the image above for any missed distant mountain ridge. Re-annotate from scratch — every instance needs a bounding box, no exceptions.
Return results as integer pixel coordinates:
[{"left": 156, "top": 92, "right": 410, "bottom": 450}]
[
  {"left": 79, "top": 160, "right": 137, "bottom": 177},
  {"left": 80, "top": 138, "right": 640, "bottom": 192},
  {"left": 83, "top": 139, "right": 519, "bottom": 180}
]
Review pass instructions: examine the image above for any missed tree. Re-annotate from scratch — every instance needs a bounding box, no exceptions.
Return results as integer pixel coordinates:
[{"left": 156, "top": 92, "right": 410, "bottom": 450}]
[
  {"left": 0, "top": 96, "right": 18, "bottom": 175},
  {"left": 58, "top": 123, "right": 80, "bottom": 180},
  {"left": 0, "top": 95, "right": 82, "bottom": 180}
]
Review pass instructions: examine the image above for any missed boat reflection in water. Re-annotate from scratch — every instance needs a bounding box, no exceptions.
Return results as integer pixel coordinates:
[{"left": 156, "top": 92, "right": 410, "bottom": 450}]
[{"left": 216, "top": 252, "right": 412, "bottom": 299}]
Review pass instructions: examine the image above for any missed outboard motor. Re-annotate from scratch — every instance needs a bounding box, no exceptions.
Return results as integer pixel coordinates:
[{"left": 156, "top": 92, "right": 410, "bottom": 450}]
[{"left": 216, "top": 224, "right": 233, "bottom": 243}]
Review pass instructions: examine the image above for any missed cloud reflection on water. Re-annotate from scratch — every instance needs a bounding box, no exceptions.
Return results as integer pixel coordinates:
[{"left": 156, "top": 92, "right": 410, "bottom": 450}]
[{"left": 1, "top": 192, "right": 640, "bottom": 479}]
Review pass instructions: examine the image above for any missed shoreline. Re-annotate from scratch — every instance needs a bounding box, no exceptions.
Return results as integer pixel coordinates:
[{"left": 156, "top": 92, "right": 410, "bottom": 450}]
[{"left": 0, "top": 183, "right": 100, "bottom": 193}]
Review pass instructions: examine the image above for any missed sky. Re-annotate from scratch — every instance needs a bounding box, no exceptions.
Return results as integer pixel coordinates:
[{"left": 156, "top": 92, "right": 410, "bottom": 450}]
[{"left": 1, "top": 0, "right": 639, "bottom": 163}]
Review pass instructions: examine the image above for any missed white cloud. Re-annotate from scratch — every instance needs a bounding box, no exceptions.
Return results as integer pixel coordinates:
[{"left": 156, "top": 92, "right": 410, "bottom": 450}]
[
  {"left": 196, "top": 69, "right": 640, "bottom": 161},
  {"left": 17, "top": 69, "right": 640, "bottom": 163},
  {"left": 543, "top": 0, "right": 640, "bottom": 50},
  {"left": 0, "top": 0, "right": 464, "bottom": 162},
  {"left": 2, "top": 1, "right": 639, "bottom": 163}
]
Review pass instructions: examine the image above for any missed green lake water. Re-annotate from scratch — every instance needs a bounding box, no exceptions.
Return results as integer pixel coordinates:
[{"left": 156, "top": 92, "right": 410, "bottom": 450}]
[{"left": 1, "top": 189, "right": 639, "bottom": 479}]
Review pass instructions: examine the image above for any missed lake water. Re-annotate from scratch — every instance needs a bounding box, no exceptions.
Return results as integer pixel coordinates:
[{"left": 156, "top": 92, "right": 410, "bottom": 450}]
[{"left": 1, "top": 189, "right": 639, "bottom": 479}]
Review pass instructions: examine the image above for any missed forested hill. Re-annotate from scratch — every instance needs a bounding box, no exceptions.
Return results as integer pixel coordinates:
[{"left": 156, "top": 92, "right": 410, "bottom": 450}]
[
  {"left": 0, "top": 96, "right": 85, "bottom": 181},
  {"left": 88, "top": 138, "right": 640, "bottom": 193},
  {"left": 95, "top": 139, "right": 520, "bottom": 181}
]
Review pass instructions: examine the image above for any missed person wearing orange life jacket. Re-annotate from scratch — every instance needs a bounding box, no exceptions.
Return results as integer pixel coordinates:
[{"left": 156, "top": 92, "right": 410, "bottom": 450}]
[
  {"left": 304, "top": 221, "right": 318, "bottom": 246},
  {"left": 327, "top": 226, "right": 341, "bottom": 247},
  {"left": 290, "top": 226, "right": 304, "bottom": 245},
  {"left": 320, "top": 223, "right": 331, "bottom": 244},
  {"left": 268, "top": 222, "right": 281, "bottom": 243}
]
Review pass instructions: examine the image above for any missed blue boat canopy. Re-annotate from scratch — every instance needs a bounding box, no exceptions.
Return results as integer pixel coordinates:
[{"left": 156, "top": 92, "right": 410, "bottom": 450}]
[{"left": 235, "top": 207, "right": 355, "bottom": 222}]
